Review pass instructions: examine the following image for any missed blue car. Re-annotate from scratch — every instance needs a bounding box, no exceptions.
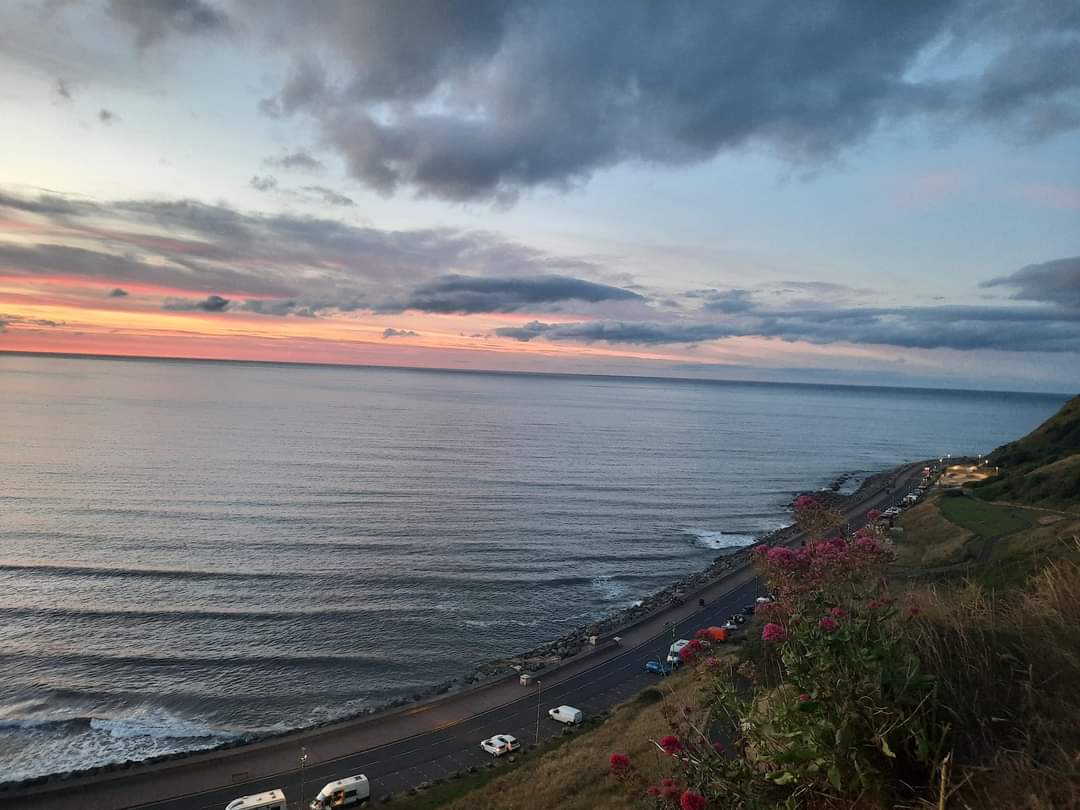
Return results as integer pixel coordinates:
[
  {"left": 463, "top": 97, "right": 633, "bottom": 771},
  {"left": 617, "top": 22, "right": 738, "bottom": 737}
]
[{"left": 645, "top": 660, "right": 672, "bottom": 675}]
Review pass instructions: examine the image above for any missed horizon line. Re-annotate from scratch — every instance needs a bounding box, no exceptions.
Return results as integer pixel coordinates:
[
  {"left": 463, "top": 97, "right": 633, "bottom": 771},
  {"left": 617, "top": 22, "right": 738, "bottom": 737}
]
[{"left": 0, "top": 348, "right": 1072, "bottom": 399}]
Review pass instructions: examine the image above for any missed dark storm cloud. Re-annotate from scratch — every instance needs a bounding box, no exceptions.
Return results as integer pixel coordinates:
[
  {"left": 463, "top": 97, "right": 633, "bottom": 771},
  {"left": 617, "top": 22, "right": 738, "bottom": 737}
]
[
  {"left": 300, "top": 185, "right": 355, "bottom": 206},
  {"left": 163, "top": 294, "right": 230, "bottom": 312},
  {"left": 243, "top": 0, "right": 1080, "bottom": 203},
  {"left": 107, "top": 0, "right": 230, "bottom": 49},
  {"left": 495, "top": 320, "right": 736, "bottom": 344},
  {"left": 262, "top": 151, "right": 326, "bottom": 173},
  {"left": 379, "top": 274, "right": 643, "bottom": 314},
  {"left": 108, "top": 287, "right": 129, "bottom": 297},
  {"left": 495, "top": 301, "right": 1080, "bottom": 352},
  {"left": 702, "top": 289, "right": 756, "bottom": 314},
  {"left": 98, "top": 109, "right": 119, "bottom": 124},
  {"left": 382, "top": 327, "right": 418, "bottom": 339},
  {"left": 0, "top": 187, "right": 612, "bottom": 310},
  {"left": 981, "top": 256, "right": 1080, "bottom": 308},
  {"left": 249, "top": 175, "right": 277, "bottom": 192},
  {"left": 0, "top": 239, "right": 292, "bottom": 297}
]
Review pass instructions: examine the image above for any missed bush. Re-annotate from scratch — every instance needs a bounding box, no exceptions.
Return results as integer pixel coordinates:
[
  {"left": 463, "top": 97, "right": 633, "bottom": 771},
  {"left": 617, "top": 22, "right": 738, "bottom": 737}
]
[{"left": 612, "top": 506, "right": 950, "bottom": 808}]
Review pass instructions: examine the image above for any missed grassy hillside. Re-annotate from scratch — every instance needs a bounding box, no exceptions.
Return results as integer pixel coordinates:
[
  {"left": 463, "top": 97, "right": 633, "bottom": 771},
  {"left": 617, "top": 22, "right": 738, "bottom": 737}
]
[{"left": 972, "top": 394, "right": 1080, "bottom": 509}]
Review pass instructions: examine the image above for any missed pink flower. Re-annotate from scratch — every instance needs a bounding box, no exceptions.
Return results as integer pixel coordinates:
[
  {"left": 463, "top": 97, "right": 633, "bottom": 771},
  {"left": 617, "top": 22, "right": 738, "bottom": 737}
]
[
  {"left": 679, "top": 645, "right": 697, "bottom": 663},
  {"left": 659, "top": 735, "right": 684, "bottom": 755},
  {"left": 909, "top": 606, "right": 921, "bottom": 617},
  {"left": 794, "top": 495, "right": 818, "bottom": 510},
  {"left": 608, "top": 752, "right": 632, "bottom": 774},
  {"left": 712, "top": 740, "right": 725, "bottom": 753},
  {"left": 868, "top": 599, "right": 881, "bottom": 609},
  {"left": 867, "top": 509, "right": 881, "bottom": 521},
  {"left": 704, "top": 655, "right": 720, "bottom": 670},
  {"left": 646, "top": 786, "right": 660, "bottom": 797},
  {"left": 762, "top": 623, "right": 787, "bottom": 643},
  {"left": 819, "top": 616, "right": 837, "bottom": 632},
  {"left": 766, "top": 546, "right": 800, "bottom": 566},
  {"left": 798, "top": 693, "right": 811, "bottom": 702},
  {"left": 829, "top": 607, "right": 847, "bottom": 618},
  {"left": 694, "top": 627, "right": 711, "bottom": 640},
  {"left": 681, "top": 790, "right": 708, "bottom": 810},
  {"left": 661, "top": 778, "right": 677, "bottom": 788}
]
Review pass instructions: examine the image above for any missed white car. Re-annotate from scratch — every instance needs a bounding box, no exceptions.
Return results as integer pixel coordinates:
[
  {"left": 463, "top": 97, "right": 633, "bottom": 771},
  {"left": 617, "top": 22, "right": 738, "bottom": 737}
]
[
  {"left": 548, "top": 705, "right": 583, "bottom": 725},
  {"left": 481, "top": 734, "right": 521, "bottom": 757}
]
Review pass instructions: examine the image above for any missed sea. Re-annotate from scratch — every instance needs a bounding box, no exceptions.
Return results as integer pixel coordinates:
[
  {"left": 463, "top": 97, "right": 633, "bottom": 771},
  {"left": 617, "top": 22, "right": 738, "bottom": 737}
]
[{"left": 0, "top": 354, "right": 1068, "bottom": 781}]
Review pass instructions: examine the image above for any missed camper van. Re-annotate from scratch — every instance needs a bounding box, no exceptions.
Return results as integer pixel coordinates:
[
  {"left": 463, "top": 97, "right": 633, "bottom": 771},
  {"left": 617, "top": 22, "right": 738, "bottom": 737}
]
[
  {"left": 666, "top": 639, "right": 691, "bottom": 666},
  {"left": 309, "top": 774, "right": 370, "bottom": 809},
  {"left": 548, "top": 705, "right": 584, "bottom": 725},
  {"left": 225, "top": 790, "right": 286, "bottom": 810}
]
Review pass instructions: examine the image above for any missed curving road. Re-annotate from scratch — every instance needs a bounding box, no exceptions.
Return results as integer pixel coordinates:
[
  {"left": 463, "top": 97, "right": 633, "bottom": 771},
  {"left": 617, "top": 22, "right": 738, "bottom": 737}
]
[{"left": 5, "top": 462, "right": 926, "bottom": 810}]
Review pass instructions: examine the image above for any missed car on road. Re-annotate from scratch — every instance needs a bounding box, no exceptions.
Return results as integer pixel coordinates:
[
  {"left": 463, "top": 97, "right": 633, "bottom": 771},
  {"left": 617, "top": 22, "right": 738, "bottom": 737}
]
[
  {"left": 883, "top": 506, "right": 902, "bottom": 517},
  {"left": 310, "top": 775, "right": 370, "bottom": 809},
  {"left": 226, "top": 790, "right": 286, "bottom": 810},
  {"left": 548, "top": 705, "right": 584, "bottom": 725},
  {"left": 645, "top": 659, "right": 672, "bottom": 675},
  {"left": 481, "top": 734, "right": 521, "bottom": 757},
  {"left": 721, "top": 619, "right": 739, "bottom": 632},
  {"left": 742, "top": 603, "right": 756, "bottom": 615}
]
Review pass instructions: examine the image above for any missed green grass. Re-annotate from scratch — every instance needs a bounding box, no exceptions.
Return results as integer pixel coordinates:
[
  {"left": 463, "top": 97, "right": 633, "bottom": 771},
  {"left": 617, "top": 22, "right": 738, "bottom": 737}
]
[{"left": 936, "top": 494, "right": 1034, "bottom": 541}]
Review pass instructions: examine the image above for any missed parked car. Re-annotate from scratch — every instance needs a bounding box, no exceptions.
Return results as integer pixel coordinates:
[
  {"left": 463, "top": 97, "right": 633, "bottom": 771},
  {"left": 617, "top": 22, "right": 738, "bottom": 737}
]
[
  {"left": 548, "top": 705, "right": 584, "bottom": 725},
  {"left": 645, "top": 659, "right": 672, "bottom": 675},
  {"left": 226, "top": 791, "right": 286, "bottom": 810},
  {"left": 721, "top": 620, "right": 739, "bottom": 632},
  {"left": 310, "top": 775, "right": 369, "bottom": 810},
  {"left": 742, "top": 604, "right": 756, "bottom": 615},
  {"left": 481, "top": 734, "right": 521, "bottom": 757}
]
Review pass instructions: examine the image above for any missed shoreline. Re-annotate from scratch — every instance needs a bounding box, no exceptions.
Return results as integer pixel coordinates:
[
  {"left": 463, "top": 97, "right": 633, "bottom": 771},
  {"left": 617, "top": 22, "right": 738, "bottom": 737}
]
[{"left": 0, "top": 463, "right": 900, "bottom": 792}]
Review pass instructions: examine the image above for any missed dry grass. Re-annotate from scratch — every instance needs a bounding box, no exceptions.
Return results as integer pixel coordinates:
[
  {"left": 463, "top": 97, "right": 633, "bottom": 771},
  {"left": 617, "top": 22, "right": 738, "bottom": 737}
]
[
  {"left": 427, "top": 669, "right": 709, "bottom": 810},
  {"left": 900, "top": 551, "right": 1080, "bottom": 809}
]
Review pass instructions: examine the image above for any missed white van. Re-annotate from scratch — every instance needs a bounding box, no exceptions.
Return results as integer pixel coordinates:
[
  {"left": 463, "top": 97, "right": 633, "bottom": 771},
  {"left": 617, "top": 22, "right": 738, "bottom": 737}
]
[
  {"left": 548, "top": 705, "right": 584, "bottom": 725},
  {"left": 225, "top": 789, "right": 286, "bottom": 810},
  {"left": 309, "top": 774, "right": 370, "bottom": 809},
  {"left": 667, "top": 639, "right": 690, "bottom": 666}
]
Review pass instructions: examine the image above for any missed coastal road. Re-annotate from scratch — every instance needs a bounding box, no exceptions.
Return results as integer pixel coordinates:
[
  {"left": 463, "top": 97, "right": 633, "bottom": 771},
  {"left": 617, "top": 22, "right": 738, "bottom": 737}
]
[{"left": 6, "top": 462, "right": 926, "bottom": 810}]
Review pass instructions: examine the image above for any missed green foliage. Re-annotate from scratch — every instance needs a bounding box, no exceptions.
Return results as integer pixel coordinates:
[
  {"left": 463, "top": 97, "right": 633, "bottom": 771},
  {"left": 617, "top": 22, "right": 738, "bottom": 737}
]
[
  {"left": 617, "top": 526, "right": 950, "bottom": 808},
  {"left": 936, "top": 495, "right": 1033, "bottom": 540}
]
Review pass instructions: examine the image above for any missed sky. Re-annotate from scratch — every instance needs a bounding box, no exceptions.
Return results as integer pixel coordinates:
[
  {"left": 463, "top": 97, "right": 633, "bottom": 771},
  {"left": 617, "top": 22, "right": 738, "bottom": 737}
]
[{"left": 1, "top": 1, "right": 1079, "bottom": 392}]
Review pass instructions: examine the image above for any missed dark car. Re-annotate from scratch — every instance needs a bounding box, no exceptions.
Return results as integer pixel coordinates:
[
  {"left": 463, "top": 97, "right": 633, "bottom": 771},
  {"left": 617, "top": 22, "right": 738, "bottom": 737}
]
[{"left": 742, "top": 604, "right": 756, "bottom": 615}]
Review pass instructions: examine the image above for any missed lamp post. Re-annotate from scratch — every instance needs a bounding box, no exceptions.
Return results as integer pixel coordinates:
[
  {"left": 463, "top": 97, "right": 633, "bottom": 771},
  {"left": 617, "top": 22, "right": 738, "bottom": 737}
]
[
  {"left": 299, "top": 746, "right": 308, "bottom": 810},
  {"left": 534, "top": 680, "right": 542, "bottom": 745}
]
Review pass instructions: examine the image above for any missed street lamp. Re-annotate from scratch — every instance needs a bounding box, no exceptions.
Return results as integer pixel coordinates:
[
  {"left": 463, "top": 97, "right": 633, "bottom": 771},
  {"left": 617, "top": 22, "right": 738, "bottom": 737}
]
[
  {"left": 299, "top": 746, "right": 308, "bottom": 810},
  {"left": 534, "top": 680, "right": 542, "bottom": 745}
]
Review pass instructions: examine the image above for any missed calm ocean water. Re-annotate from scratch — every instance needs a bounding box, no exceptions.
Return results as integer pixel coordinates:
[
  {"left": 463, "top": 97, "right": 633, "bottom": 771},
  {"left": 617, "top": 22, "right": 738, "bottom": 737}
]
[{"left": 0, "top": 354, "right": 1067, "bottom": 780}]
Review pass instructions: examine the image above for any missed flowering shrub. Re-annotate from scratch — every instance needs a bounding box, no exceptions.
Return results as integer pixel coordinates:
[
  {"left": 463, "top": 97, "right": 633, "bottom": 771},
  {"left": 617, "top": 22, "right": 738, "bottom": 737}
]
[{"left": 614, "top": 518, "right": 948, "bottom": 808}]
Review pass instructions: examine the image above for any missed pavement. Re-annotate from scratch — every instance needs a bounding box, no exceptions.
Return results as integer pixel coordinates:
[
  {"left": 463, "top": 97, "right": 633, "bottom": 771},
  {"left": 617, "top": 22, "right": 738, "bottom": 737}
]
[{"left": 3, "top": 461, "right": 926, "bottom": 810}]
